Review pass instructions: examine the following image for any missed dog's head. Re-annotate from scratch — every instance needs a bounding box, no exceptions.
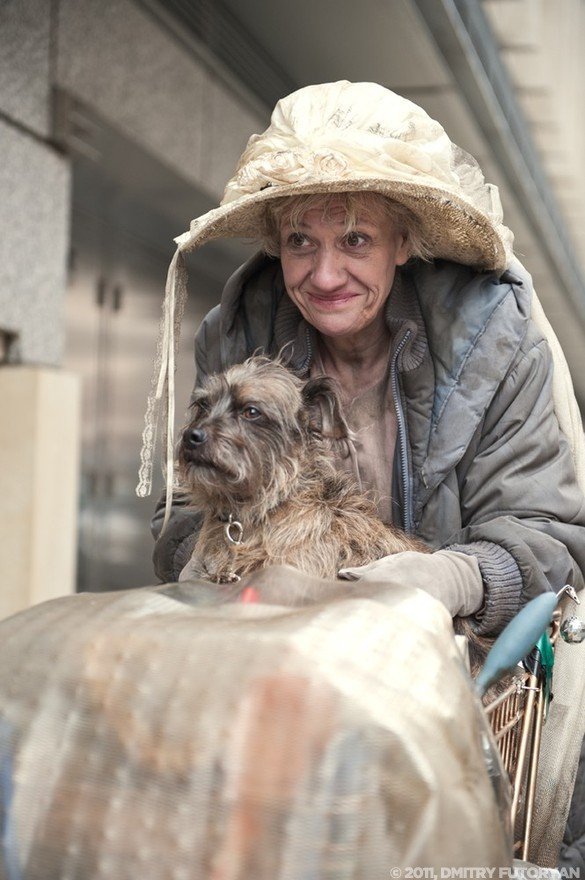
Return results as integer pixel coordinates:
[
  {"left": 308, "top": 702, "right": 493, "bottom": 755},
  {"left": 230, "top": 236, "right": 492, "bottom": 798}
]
[{"left": 178, "top": 356, "right": 348, "bottom": 512}]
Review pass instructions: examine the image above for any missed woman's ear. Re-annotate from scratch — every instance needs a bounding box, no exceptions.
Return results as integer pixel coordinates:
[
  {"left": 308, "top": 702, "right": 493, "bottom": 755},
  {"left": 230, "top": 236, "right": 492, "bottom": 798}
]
[
  {"left": 301, "top": 376, "right": 350, "bottom": 440},
  {"left": 395, "top": 232, "right": 410, "bottom": 266}
]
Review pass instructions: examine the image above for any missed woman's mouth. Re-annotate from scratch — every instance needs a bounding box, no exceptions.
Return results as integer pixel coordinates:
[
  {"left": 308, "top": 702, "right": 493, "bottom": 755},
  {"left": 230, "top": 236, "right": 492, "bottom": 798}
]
[{"left": 306, "top": 291, "right": 359, "bottom": 308}]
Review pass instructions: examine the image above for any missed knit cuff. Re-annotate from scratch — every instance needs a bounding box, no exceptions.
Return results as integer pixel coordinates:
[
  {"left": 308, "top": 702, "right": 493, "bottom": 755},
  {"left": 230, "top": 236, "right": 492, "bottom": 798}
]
[{"left": 444, "top": 540, "right": 523, "bottom": 636}]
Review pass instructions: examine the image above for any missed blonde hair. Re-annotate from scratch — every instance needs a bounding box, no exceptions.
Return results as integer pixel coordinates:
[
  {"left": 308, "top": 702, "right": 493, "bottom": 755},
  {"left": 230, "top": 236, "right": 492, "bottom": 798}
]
[{"left": 260, "top": 191, "right": 432, "bottom": 261}]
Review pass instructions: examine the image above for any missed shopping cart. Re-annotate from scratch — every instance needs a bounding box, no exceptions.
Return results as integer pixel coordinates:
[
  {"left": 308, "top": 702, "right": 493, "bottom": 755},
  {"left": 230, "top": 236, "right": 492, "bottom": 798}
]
[{"left": 479, "top": 586, "right": 584, "bottom": 863}]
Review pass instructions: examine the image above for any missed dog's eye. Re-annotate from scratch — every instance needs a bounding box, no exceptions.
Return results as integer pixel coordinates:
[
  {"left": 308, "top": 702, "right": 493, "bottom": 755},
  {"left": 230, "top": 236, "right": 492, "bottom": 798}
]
[
  {"left": 240, "top": 405, "right": 262, "bottom": 421},
  {"left": 190, "top": 397, "right": 209, "bottom": 414}
]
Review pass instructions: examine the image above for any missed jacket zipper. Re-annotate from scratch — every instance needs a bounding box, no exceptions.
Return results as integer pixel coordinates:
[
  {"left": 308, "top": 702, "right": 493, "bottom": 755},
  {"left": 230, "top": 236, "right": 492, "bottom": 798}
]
[
  {"left": 300, "top": 327, "right": 313, "bottom": 373},
  {"left": 391, "top": 329, "right": 413, "bottom": 533}
]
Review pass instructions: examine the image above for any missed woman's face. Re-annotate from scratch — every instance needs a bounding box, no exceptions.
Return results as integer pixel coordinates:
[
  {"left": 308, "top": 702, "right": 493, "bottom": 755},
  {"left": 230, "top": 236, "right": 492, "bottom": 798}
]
[{"left": 279, "top": 200, "right": 409, "bottom": 344}]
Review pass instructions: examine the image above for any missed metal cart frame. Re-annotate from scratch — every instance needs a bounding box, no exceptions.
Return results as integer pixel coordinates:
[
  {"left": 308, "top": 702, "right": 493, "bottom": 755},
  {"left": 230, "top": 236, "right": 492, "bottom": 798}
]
[{"left": 485, "top": 612, "right": 562, "bottom": 861}]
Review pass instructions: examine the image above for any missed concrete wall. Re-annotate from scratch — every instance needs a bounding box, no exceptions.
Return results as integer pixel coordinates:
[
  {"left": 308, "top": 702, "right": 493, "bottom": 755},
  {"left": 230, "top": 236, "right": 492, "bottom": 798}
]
[
  {"left": 0, "top": 0, "right": 52, "bottom": 137},
  {"left": 0, "top": 0, "right": 70, "bottom": 366},
  {"left": 55, "top": 0, "right": 264, "bottom": 209},
  {"left": 0, "top": 120, "right": 70, "bottom": 365},
  {"left": 0, "top": 0, "right": 265, "bottom": 368}
]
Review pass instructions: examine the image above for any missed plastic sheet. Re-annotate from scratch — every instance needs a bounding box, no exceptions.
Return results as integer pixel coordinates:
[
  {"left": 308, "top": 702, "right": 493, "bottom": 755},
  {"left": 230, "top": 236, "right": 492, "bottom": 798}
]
[{"left": 0, "top": 569, "right": 512, "bottom": 878}]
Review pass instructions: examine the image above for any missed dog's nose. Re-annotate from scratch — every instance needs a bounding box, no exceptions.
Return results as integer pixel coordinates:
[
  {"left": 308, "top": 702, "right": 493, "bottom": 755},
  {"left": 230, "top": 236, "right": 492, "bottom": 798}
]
[{"left": 183, "top": 427, "right": 207, "bottom": 448}]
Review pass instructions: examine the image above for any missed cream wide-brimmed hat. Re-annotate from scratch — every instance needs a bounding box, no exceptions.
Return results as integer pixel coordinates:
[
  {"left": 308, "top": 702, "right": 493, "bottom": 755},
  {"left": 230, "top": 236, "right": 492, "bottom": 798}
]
[
  {"left": 178, "top": 80, "right": 514, "bottom": 269},
  {"left": 137, "top": 80, "right": 518, "bottom": 521}
]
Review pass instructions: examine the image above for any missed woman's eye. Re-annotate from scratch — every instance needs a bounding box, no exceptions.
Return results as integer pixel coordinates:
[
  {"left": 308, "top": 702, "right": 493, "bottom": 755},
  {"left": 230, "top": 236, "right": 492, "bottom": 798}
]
[
  {"left": 345, "top": 231, "right": 367, "bottom": 248},
  {"left": 241, "top": 405, "right": 262, "bottom": 420},
  {"left": 287, "top": 232, "right": 310, "bottom": 248}
]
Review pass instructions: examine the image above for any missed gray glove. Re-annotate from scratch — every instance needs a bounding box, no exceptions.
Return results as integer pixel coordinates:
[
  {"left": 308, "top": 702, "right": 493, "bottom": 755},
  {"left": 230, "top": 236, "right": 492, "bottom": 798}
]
[
  {"left": 339, "top": 550, "right": 484, "bottom": 618},
  {"left": 179, "top": 555, "right": 206, "bottom": 582}
]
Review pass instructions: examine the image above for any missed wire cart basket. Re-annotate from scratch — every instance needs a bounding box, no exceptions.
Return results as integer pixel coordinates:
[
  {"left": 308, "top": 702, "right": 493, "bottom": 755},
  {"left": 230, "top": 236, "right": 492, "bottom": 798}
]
[{"left": 483, "top": 591, "right": 585, "bottom": 864}]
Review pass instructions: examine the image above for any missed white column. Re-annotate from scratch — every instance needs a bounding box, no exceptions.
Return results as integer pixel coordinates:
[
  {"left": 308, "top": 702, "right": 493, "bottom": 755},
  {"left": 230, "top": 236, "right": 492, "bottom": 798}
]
[{"left": 0, "top": 366, "right": 81, "bottom": 619}]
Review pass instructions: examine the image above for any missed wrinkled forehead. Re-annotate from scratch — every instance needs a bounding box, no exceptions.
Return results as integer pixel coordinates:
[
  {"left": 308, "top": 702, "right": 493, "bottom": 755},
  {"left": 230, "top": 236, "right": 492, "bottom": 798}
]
[{"left": 278, "top": 192, "right": 389, "bottom": 231}]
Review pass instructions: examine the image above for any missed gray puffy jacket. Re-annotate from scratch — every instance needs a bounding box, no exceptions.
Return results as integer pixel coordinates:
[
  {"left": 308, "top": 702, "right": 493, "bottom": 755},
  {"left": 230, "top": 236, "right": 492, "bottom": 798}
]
[{"left": 152, "top": 253, "right": 585, "bottom": 637}]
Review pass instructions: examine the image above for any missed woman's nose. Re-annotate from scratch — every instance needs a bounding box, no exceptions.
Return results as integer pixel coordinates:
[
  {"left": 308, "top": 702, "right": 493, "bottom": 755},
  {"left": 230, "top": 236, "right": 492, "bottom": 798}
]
[{"left": 310, "top": 249, "right": 346, "bottom": 291}]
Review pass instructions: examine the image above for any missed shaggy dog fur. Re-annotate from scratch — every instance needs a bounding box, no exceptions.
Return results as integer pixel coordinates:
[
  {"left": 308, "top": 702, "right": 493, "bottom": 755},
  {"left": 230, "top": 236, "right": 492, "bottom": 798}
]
[{"left": 177, "top": 356, "right": 428, "bottom": 583}]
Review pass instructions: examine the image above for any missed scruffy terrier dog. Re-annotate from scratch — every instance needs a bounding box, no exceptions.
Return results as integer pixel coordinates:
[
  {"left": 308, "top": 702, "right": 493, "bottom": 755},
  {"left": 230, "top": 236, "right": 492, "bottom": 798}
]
[{"left": 177, "top": 356, "right": 427, "bottom": 584}]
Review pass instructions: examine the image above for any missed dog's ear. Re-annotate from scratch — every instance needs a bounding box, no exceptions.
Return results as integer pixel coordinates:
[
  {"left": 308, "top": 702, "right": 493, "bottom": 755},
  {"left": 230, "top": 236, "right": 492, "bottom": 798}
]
[{"left": 301, "top": 376, "right": 350, "bottom": 441}]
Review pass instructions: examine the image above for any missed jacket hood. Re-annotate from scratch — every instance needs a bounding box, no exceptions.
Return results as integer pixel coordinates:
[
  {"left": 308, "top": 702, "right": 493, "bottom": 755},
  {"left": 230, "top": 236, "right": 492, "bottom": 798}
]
[{"left": 412, "top": 260, "right": 531, "bottom": 495}]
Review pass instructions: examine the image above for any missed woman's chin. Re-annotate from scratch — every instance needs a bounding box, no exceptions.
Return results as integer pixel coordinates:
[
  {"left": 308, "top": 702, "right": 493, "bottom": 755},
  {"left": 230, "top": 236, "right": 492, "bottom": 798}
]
[{"left": 311, "top": 314, "right": 378, "bottom": 342}]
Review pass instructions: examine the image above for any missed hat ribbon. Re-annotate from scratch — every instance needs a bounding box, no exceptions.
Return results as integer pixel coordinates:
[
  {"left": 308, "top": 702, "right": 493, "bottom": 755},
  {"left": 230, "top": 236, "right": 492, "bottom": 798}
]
[{"left": 136, "top": 248, "right": 188, "bottom": 535}]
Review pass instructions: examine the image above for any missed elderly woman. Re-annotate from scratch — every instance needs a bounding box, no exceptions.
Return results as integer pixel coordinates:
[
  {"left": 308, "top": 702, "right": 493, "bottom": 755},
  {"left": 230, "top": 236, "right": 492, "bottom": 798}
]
[{"left": 146, "top": 80, "right": 585, "bottom": 639}]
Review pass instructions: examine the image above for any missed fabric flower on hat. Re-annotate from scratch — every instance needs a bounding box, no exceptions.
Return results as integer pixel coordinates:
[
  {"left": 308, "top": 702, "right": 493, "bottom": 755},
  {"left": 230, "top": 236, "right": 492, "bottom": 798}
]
[
  {"left": 232, "top": 150, "right": 311, "bottom": 192},
  {"left": 224, "top": 148, "right": 351, "bottom": 201},
  {"left": 312, "top": 150, "right": 350, "bottom": 177}
]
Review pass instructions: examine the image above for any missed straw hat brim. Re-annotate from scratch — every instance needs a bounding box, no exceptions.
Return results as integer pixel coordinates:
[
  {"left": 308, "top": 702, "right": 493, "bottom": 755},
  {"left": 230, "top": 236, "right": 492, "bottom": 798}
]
[{"left": 175, "top": 176, "right": 507, "bottom": 272}]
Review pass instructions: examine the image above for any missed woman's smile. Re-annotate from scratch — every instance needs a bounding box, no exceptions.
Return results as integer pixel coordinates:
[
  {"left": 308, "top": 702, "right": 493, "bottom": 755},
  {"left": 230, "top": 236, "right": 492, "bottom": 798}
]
[{"left": 306, "top": 290, "right": 360, "bottom": 307}]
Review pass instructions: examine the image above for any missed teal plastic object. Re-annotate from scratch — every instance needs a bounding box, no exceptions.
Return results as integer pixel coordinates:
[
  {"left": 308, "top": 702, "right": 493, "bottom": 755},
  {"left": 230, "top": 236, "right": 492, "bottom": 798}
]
[
  {"left": 475, "top": 592, "right": 558, "bottom": 697},
  {"left": 535, "top": 631, "right": 555, "bottom": 715}
]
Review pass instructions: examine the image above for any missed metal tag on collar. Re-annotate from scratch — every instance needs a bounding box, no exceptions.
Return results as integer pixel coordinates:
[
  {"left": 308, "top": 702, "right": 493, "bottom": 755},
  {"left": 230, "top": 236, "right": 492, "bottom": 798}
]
[
  {"left": 221, "top": 571, "right": 242, "bottom": 584},
  {"left": 224, "top": 514, "right": 244, "bottom": 546}
]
